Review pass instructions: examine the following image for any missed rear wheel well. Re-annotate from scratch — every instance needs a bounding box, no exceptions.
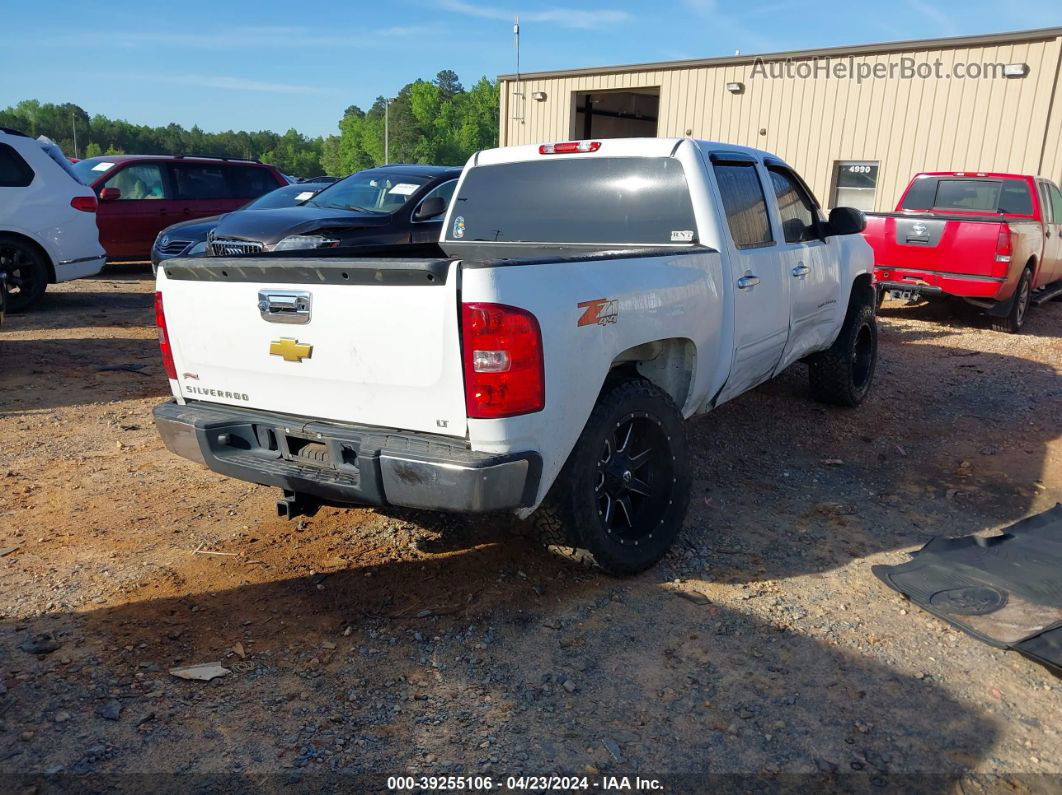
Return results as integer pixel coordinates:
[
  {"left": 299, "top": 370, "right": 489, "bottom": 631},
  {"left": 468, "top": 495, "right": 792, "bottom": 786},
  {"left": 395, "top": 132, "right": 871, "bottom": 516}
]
[
  {"left": 0, "top": 231, "right": 56, "bottom": 283},
  {"left": 605, "top": 338, "right": 696, "bottom": 414}
]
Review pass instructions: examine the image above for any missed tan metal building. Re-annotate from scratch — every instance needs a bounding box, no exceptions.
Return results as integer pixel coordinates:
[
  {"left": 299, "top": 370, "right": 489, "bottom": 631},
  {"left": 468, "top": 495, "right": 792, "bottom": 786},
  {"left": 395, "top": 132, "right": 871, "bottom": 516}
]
[{"left": 498, "top": 27, "right": 1062, "bottom": 211}]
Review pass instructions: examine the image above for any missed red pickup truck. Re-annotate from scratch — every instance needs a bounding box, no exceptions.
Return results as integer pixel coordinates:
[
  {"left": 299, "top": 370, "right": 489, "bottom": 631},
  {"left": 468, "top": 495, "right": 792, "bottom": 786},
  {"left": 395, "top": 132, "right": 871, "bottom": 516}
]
[{"left": 863, "top": 172, "right": 1062, "bottom": 332}]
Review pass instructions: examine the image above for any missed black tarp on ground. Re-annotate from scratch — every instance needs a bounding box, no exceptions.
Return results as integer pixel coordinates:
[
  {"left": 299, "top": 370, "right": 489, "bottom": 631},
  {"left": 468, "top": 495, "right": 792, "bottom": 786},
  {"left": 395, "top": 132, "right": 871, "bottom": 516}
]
[{"left": 873, "top": 504, "right": 1062, "bottom": 674}]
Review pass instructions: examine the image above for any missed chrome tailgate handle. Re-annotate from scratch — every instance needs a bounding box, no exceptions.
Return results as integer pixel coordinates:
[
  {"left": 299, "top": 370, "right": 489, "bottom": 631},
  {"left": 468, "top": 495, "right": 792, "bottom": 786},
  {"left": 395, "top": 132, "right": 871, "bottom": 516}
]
[{"left": 258, "top": 290, "right": 312, "bottom": 324}]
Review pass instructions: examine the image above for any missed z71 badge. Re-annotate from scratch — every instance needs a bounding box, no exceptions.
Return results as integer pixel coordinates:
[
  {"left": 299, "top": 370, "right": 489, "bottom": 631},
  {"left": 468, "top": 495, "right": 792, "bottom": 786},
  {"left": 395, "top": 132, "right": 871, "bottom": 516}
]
[{"left": 577, "top": 298, "right": 619, "bottom": 327}]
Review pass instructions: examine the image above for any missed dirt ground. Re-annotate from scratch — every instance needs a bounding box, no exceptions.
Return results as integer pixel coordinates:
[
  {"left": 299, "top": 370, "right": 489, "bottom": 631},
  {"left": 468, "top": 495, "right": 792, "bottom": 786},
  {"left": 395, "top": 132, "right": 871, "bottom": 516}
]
[{"left": 0, "top": 267, "right": 1060, "bottom": 790}]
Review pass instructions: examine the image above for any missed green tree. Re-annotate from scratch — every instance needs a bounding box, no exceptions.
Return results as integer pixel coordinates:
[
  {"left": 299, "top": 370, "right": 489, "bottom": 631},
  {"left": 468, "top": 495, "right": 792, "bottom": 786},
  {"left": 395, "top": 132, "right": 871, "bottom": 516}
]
[{"left": 2, "top": 71, "right": 499, "bottom": 179}]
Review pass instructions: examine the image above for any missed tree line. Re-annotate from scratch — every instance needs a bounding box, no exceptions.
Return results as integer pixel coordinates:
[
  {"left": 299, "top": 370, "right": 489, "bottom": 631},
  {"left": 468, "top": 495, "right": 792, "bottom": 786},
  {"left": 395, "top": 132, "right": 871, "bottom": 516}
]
[{"left": 0, "top": 70, "right": 498, "bottom": 178}]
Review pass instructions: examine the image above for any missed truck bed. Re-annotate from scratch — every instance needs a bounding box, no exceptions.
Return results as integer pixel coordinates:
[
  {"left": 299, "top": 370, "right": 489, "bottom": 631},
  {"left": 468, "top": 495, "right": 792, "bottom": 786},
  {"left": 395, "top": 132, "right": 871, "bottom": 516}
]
[{"left": 862, "top": 211, "right": 1038, "bottom": 300}]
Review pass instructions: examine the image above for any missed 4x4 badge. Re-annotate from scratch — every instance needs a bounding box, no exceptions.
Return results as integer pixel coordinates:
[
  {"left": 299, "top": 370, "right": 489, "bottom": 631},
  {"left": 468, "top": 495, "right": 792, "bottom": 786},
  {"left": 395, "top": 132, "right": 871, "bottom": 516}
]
[
  {"left": 577, "top": 298, "right": 619, "bottom": 327},
  {"left": 270, "top": 338, "right": 313, "bottom": 362}
]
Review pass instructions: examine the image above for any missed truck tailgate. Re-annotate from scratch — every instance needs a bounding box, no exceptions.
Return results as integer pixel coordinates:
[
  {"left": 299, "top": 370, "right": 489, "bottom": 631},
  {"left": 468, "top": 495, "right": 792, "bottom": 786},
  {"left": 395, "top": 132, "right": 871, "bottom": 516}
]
[
  {"left": 158, "top": 258, "right": 467, "bottom": 437},
  {"left": 862, "top": 213, "right": 1006, "bottom": 279}
]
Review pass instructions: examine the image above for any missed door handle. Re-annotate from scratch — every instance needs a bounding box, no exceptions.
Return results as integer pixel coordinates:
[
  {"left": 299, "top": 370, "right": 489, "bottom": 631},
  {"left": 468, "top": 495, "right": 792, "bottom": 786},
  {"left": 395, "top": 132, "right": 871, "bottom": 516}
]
[
  {"left": 258, "top": 289, "right": 312, "bottom": 324},
  {"left": 736, "top": 274, "right": 761, "bottom": 290},
  {"left": 792, "top": 263, "right": 810, "bottom": 278}
]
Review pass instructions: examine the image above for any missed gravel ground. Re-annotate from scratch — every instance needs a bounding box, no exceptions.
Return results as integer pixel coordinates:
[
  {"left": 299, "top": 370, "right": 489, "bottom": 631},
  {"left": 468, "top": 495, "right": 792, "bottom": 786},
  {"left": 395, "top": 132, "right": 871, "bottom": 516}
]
[{"left": 0, "top": 268, "right": 1060, "bottom": 791}]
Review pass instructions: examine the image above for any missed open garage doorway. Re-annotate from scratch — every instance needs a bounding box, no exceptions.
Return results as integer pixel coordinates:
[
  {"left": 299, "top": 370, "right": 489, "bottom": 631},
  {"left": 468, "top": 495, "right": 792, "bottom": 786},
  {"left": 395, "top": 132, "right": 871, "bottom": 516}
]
[{"left": 573, "top": 89, "right": 659, "bottom": 139}]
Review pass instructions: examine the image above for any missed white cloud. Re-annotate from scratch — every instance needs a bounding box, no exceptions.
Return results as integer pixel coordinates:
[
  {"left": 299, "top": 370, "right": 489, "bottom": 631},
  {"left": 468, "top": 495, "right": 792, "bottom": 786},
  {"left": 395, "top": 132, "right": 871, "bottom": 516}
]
[
  {"left": 679, "top": 0, "right": 779, "bottom": 53},
  {"left": 904, "top": 0, "right": 960, "bottom": 37},
  {"left": 43, "top": 24, "right": 435, "bottom": 49},
  {"left": 166, "top": 75, "right": 332, "bottom": 95},
  {"left": 94, "top": 71, "right": 332, "bottom": 96},
  {"left": 439, "top": 0, "right": 630, "bottom": 29}
]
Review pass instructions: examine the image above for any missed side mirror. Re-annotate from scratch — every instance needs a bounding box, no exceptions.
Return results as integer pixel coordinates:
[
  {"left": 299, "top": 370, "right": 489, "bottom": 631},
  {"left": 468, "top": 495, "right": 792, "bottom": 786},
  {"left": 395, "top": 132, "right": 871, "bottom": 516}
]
[
  {"left": 414, "top": 196, "right": 446, "bottom": 221},
  {"left": 99, "top": 187, "right": 121, "bottom": 201},
  {"left": 826, "top": 206, "right": 866, "bottom": 236}
]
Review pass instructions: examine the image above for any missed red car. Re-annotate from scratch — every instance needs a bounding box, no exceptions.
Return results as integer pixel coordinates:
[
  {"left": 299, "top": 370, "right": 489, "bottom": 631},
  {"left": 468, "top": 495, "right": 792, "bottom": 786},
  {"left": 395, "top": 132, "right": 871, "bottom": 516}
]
[
  {"left": 863, "top": 172, "right": 1062, "bottom": 332},
  {"left": 70, "top": 156, "right": 286, "bottom": 260}
]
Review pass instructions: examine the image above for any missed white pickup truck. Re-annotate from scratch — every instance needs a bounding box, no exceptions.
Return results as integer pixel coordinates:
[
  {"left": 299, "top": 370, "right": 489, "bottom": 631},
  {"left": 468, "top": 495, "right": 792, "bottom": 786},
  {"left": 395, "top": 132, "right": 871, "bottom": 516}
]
[{"left": 153, "top": 138, "right": 877, "bottom": 575}]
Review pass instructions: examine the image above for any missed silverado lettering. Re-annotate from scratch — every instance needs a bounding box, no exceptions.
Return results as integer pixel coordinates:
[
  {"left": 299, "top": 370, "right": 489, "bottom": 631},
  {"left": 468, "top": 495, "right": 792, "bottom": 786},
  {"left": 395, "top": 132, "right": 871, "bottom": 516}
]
[{"left": 183, "top": 386, "right": 250, "bottom": 401}]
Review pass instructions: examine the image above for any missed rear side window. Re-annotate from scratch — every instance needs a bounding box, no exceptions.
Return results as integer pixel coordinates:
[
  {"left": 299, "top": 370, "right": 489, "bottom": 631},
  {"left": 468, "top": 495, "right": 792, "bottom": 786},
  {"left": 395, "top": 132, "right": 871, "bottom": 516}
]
[
  {"left": 0, "top": 143, "right": 34, "bottom": 187},
  {"left": 172, "top": 164, "right": 232, "bottom": 200},
  {"left": 1049, "top": 184, "right": 1062, "bottom": 223},
  {"left": 902, "top": 177, "right": 1033, "bottom": 215},
  {"left": 768, "top": 167, "right": 817, "bottom": 243},
  {"left": 713, "top": 163, "right": 772, "bottom": 249},
  {"left": 447, "top": 157, "right": 697, "bottom": 244},
  {"left": 104, "top": 163, "right": 166, "bottom": 199},
  {"left": 229, "top": 165, "right": 278, "bottom": 197}
]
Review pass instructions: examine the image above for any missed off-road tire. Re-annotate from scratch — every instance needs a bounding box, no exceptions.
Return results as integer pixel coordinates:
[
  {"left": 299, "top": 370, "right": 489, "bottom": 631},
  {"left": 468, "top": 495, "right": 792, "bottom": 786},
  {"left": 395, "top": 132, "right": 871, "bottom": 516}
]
[
  {"left": 808, "top": 299, "right": 877, "bottom": 407},
  {"left": 990, "top": 267, "right": 1031, "bottom": 334},
  {"left": 532, "top": 378, "right": 690, "bottom": 576},
  {"left": 0, "top": 235, "right": 49, "bottom": 313}
]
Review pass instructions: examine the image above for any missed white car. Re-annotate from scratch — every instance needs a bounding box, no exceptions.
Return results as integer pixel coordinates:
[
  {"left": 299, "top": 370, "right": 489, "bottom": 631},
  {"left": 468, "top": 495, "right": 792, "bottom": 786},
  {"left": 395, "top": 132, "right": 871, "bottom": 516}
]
[
  {"left": 153, "top": 137, "right": 876, "bottom": 575},
  {"left": 0, "top": 129, "right": 106, "bottom": 311}
]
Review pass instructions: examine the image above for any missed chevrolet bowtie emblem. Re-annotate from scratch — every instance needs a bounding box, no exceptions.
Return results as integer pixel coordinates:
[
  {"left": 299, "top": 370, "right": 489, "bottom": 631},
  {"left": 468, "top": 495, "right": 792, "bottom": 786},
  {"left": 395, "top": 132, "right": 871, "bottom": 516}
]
[{"left": 269, "top": 337, "right": 313, "bottom": 362}]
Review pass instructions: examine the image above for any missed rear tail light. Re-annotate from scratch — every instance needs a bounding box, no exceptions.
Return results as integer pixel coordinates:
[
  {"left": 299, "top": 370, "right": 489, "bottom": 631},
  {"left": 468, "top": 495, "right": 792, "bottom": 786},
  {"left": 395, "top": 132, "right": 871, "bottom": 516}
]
[
  {"left": 155, "top": 292, "right": 178, "bottom": 380},
  {"left": 538, "top": 141, "right": 601, "bottom": 155},
  {"left": 994, "top": 226, "right": 1012, "bottom": 263},
  {"left": 461, "top": 303, "right": 544, "bottom": 419},
  {"left": 70, "top": 195, "right": 97, "bottom": 213}
]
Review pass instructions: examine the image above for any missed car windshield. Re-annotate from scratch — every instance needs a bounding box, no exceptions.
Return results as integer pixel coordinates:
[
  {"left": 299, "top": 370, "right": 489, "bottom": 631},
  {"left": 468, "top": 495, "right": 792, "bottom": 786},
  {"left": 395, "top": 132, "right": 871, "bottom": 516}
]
[
  {"left": 307, "top": 172, "right": 430, "bottom": 213},
  {"left": 244, "top": 184, "right": 325, "bottom": 210},
  {"left": 71, "top": 157, "right": 118, "bottom": 185}
]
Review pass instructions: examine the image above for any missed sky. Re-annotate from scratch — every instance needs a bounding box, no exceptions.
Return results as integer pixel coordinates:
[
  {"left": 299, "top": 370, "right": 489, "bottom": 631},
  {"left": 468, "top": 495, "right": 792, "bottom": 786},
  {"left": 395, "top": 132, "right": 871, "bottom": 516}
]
[{"left": 2, "top": 0, "right": 1059, "bottom": 138}]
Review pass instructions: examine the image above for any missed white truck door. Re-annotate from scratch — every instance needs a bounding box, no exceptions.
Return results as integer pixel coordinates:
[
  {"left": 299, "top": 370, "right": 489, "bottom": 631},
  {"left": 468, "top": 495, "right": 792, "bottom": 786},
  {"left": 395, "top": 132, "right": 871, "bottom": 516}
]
[
  {"left": 764, "top": 164, "right": 841, "bottom": 367},
  {"left": 709, "top": 156, "right": 791, "bottom": 403}
]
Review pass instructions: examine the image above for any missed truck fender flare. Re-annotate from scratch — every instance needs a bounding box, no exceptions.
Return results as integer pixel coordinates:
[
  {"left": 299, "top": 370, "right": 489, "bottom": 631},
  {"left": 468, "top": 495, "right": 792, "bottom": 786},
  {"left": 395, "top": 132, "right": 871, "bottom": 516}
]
[{"left": 984, "top": 258, "right": 1035, "bottom": 317}]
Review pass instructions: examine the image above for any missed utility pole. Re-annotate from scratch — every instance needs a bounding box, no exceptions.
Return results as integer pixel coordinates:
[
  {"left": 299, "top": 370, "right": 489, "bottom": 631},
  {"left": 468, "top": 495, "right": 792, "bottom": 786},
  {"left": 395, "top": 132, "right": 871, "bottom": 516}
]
[
  {"left": 71, "top": 113, "right": 78, "bottom": 159},
  {"left": 384, "top": 97, "right": 394, "bottom": 164},
  {"left": 512, "top": 17, "right": 524, "bottom": 125}
]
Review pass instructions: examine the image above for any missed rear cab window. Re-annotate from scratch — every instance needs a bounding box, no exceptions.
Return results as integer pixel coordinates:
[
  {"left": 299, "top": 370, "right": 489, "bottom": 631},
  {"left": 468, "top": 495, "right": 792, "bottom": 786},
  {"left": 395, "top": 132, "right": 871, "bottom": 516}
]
[
  {"left": 445, "top": 157, "right": 697, "bottom": 244},
  {"left": 901, "top": 176, "right": 1034, "bottom": 216}
]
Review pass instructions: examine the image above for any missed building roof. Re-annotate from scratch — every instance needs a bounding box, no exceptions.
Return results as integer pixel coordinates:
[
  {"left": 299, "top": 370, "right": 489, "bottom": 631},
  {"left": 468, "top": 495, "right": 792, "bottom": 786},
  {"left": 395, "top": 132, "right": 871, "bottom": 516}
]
[{"left": 498, "top": 26, "right": 1062, "bottom": 81}]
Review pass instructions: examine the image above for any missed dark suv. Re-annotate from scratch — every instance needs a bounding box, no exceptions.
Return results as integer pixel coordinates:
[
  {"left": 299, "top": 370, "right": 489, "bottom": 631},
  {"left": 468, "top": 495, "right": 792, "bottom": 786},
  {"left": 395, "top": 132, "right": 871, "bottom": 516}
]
[{"left": 71, "top": 156, "right": 287, "bottom": 260}]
